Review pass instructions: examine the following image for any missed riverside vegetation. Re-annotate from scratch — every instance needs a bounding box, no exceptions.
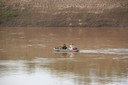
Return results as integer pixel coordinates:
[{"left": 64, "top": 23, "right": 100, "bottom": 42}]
[{"left": 0, "top": 0, "right": 128, "bottom": 27}]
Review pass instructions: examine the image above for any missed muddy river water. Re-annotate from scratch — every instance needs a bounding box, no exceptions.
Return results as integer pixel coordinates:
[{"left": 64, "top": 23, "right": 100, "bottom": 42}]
[{"left": 0, "top": 27, "right": 128, "bottom": 85}]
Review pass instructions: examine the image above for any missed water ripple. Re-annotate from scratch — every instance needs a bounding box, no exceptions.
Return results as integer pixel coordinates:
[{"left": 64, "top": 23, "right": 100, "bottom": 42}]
[{"left": 79, "top": 48, "right": 128, "bottom": 55}]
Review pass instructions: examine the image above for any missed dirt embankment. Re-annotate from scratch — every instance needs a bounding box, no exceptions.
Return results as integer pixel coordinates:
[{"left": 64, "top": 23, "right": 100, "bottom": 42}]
[{"left": 0, "top": 0, "right": 128, "bottom": 27}]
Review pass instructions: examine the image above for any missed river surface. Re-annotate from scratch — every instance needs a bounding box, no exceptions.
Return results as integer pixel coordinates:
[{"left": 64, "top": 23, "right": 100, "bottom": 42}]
[{"left": 0, "top": 27, "right": 128, "bottom": 85}]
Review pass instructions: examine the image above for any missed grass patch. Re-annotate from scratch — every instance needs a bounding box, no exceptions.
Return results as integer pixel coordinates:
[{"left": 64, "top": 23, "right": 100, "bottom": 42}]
[
  {"left": 0, "top": 10, "right": 17, "bottom": 24},
  {"left": 3, "top": 11, "right": 17, "bottom": 18}
]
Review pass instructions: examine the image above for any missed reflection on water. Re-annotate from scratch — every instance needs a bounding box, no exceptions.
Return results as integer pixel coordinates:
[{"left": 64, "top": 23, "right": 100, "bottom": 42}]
[
  {"left": 0, "top": 27, "right": 128, "bottom": 85},
  {"left": 0, "top": 55, "right": 128, "bottom": 85}
]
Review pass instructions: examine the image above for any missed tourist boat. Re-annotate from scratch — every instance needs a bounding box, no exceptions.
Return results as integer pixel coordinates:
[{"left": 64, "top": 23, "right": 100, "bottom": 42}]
[{"left": 53, "top": 48, "right": 79, "bottom": 52}]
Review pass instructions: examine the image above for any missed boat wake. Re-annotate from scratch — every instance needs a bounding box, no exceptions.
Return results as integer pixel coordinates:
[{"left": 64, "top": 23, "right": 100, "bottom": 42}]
[{"left": 79, "top": 48, "right": 128, "bottom": 55}]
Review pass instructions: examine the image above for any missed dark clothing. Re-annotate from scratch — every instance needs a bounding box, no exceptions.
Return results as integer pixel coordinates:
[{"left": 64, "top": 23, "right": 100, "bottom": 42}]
[{"left": 62, "top": 45, "right": 67, "bottom": 49}]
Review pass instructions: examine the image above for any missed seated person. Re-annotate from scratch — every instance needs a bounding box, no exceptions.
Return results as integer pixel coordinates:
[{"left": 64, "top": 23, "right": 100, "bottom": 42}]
[
  {"left": 69, "top": 44, "right": 74, "bottom": 50},
  {"left": 62, "top": 44, "right": 67, "bottom": 49}
]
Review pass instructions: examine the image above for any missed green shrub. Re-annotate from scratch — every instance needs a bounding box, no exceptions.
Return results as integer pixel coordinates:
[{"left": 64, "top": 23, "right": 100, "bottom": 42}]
[{"left": 3, "top": 11, "right": 16, "bottom": 18}]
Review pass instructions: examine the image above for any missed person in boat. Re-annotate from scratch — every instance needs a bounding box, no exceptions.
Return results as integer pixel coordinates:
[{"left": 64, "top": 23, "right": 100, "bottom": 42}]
[
  {"left": 69, "top": 44, "right": 77, "bottom": 50},
  {"left": 62, "top": 44, "right": 67, "bottom": 49},
  {"left": 69, "top": 44, "right": 74, "bottom": 50}
]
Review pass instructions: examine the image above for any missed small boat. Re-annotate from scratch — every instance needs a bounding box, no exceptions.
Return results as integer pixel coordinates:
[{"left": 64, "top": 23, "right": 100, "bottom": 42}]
[{"left": 53, "top": 48, "right": 79, "bottom": 52}]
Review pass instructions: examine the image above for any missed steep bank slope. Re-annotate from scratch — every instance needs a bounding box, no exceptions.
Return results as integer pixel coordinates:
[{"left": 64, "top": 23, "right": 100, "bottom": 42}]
[{"left": 0, "top": 0, "right": 128, "bottom": 27}]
